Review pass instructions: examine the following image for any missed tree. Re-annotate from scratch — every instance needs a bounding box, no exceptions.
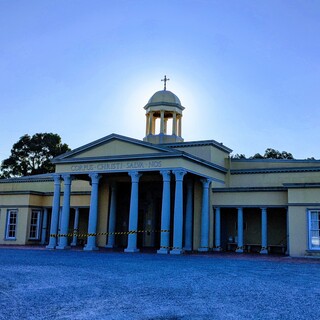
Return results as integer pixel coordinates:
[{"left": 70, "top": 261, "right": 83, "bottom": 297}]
[
  {"left": 231, "top": 153, "right": 246, "bottom": 159},
  {"left": 0, "top": 133, "right": 70, "bottom": 178},
  {"left": 263, "top": 148, "right": 294, "bottom": 159},
  {"left": 250, "top": 153, "right": 264, "bottom": 159},
  {"left": 234, "top": 148, "right": 295, "bottom": 160}
]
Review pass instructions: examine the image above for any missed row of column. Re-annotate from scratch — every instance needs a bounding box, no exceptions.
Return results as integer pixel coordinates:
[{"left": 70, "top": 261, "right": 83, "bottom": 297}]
[
  {"left": 112, "top": 171, "right": 211, "bottom": 254},
  {"left": 46, "top": 171, "right": 212, "bottom": 254},
  {"left": 46, "top": 173, "right": 101, "bottom": 250},
  {"left": 214, "top": 207, "right": 268, "bottom": 254},
  {"left": 122, "top": 171, "right": 211, "bottom": 254},
  {"left": 122, "top": 169, "right": 193, "bottom": 254},
  {"left": 39, "top": 205, "right": 79, "bottom": 245},
  {"left": 145, "top": 112, "right": 182, "bottom": 136}
]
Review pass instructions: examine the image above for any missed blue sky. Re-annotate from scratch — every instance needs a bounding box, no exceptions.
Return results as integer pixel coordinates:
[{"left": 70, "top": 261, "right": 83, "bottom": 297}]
[{"left": 1, "top": 0, "right": 319, "bottom": 160}]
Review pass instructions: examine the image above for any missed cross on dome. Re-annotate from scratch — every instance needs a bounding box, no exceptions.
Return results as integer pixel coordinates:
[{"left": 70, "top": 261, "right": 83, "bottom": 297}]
[{"left": 161, "top": 75, "right": 170, "bottom": 91}]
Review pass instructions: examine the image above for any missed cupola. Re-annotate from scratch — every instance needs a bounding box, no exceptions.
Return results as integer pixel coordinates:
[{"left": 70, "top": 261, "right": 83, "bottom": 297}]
[{"left": 143, "top": 76, "right": 184, "bottom": 144}]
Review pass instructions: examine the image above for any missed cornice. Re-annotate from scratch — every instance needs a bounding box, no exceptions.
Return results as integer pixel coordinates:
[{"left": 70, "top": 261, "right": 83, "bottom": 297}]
[
  {"left": 0, "top": 190, "right": 91, "bottom": 196},
  {"left": 0, "top": 175, "right": 53, "bottom": 184},
  {"left": 55, "top": 152, "right": 228, "bottom": 174},
  {"left": 283, "top": 183, "right": 320, "bottom": 189},
  {"left": 161, "top": 139, "right": 232, "bottom": 153},
  {"left": 53, "top": 152, "right": 181, "bottom": 164},
  {"left": 231, "top": 166, "right": 320, "bottom": 175},
  {"left": 0, "top": 190, "right": 46, "bottom": 196},
  {"left": 231, "top": 159, "right": 320, "bottom": 163},
  {"left": 212, "top": 187, "right": 287, "bottom": 193}
]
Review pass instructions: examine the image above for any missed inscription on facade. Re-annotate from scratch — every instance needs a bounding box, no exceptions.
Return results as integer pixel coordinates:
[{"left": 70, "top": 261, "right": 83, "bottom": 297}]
[{"left": 70, "top": 160, "right": 162, "bottom": 172}]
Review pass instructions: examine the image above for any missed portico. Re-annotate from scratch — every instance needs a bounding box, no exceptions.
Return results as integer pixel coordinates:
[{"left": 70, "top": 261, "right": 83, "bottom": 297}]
[{"left": 46, "top": 164, "right": 219, "bottom": 254}]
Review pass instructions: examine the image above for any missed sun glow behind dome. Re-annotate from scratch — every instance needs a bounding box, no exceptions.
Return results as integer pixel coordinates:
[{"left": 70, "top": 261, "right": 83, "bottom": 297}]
[{"left": 109, "top": 70, "right": 205, "bottom": 143}]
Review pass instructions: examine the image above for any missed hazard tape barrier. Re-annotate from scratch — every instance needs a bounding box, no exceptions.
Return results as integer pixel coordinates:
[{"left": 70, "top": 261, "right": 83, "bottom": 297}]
[
  {"left": 159, "top": 246, "right": 182, "bottom": 250},
  {"left": 160, "top": 246, "right": 211, "bottom": 251},
  {"left": 50, "top": 229, "right": 169, "bottom": 238}
]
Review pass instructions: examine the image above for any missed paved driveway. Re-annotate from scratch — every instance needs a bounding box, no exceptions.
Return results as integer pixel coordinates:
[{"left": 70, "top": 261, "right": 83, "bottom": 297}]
[{"left": 0, "top": 248, "right": 319, "bottom": 319}]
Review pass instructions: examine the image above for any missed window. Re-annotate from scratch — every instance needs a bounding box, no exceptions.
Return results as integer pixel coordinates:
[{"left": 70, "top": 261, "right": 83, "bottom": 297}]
[
  {"left": 309, "top": 210, "right": 320, "bottom": 250},
  {"left": 6, "top": 210, "right": 18, "bottom": 240},
  {"left": 29, "top": 210, "right": 41, "bottom": 240}
]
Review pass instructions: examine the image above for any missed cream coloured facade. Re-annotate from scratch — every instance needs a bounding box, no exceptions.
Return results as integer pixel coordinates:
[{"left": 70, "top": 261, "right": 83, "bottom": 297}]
[{"left": 1, "top": 88, "right": 320, "bottom": 257}]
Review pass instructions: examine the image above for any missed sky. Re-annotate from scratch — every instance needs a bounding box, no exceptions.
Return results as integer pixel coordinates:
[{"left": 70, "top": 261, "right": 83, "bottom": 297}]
[{"left": 0, "top": 0, "right": 319, "bottom": 160}]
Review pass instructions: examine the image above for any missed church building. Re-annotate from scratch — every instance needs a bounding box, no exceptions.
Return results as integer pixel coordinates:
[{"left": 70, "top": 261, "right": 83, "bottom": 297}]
[{"left": 1, "top": 79, "right": 320, "bottom": 257}]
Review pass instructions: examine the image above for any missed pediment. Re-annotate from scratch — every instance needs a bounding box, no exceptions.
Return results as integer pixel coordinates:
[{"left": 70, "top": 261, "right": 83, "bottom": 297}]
[{"left": 53, "top": 134, "right": 175, "bottom": 162}]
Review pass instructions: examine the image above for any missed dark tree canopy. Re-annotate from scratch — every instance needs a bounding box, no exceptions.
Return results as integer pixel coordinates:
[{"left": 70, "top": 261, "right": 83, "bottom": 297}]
[
  {"left": 260, "top": 148, "right": 294, "bottom": 159},
  {"left": 231, "top": 153, "right": 247, "bottom": 159},
  {"left": 232, "top": 148, "right": 294, "bottom": 160},
  {"left": 0, "top": 133, "right": 70, "bottom": 178},
  {"left": 250, "top": 153, "right": 264, "bottom": 159}
]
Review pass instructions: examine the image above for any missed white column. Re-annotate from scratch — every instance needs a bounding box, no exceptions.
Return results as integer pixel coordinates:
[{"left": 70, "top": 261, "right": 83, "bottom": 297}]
[
  {"left": 56, "top": 174, "right": 72, "bottom": 250},
  {"left": 145, "top": 114, "right": 149, "bottom": 135},
  {"left": 84, "top": 173, "right": 102, "bottom": 251},
  {"left": 57, "top": 207, "right": 62, "bottom": 246},
  {"left": 125, "top": 171, "right": 142, "bottom": 253},
  {"left": 286, "top": 208, "right": 289, "bottom": 255},
  {"left": 260, "top": 208, "right": 268, "bottom": 254},
  {"left": 236, "top": 207, "right": 244, "bottom": 253},
  {"left": 160, "top": 110, "right": 165, "bottom": 134},
  {"left": 46, "top": 174, "right": 61, "bottom": 249},
  {"left": 71, "top": 208, "right": 80, "bottom": 246},
  {"left": 198, "top": 179, "right": 211, "bottom": 252},
  {"left": 148, "top": 114, "right": 151, "bottom": 135},
  {"left": 213, "top": 207, "right": 222, "bottom": 251},
  {"left": 157, "top": 170, "right": 171, "bottom": 254},
  {"left": 106, "top": 183, "right": 117, "bottom": 248},
  {"left": 40, "top": 208, "right": 48, "bottom": 245},
  {"left": 170, "top": 169, "right": 186, "bottom": 254}
]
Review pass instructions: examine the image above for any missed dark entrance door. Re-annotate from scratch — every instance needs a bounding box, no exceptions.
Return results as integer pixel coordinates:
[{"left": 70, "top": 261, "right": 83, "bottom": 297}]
[{"left": 138, "top": 181, "right": 162, "bottom": 250}]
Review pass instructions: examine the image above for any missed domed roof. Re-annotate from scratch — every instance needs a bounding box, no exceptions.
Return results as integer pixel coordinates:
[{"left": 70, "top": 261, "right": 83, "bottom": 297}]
[
  {"left": 144, "top": 90, "right": 184, "bottom": 110},
  {"left": 148, "top": 90, "right": 181, "bottom": 105}
]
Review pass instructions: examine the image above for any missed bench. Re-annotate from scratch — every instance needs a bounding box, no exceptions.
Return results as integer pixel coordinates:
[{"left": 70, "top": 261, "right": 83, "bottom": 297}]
[
  {"left": 227, "top": 243, "right": 237, "bottom": 251},
  {"left": 245, "top": 244, "right": 262, "bottom": 253},
  {"left": 267, "top": 244, "right": 286, "bottom": 254}
]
